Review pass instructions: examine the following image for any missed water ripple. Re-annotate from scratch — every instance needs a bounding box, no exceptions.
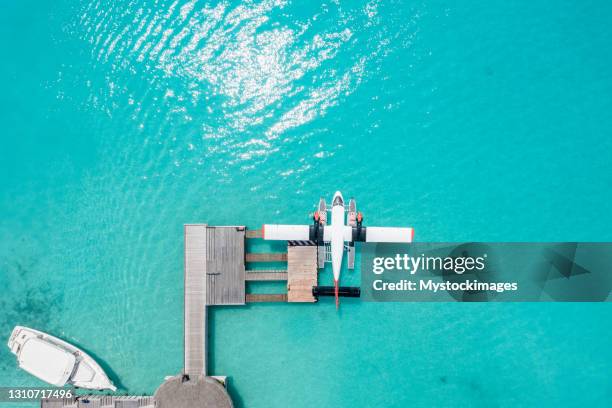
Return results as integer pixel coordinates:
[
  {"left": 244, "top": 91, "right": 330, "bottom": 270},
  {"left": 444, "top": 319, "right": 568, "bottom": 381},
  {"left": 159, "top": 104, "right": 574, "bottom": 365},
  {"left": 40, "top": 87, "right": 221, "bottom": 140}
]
[{"left": 70, "top": 0, "right": 417, "bottom": 175}]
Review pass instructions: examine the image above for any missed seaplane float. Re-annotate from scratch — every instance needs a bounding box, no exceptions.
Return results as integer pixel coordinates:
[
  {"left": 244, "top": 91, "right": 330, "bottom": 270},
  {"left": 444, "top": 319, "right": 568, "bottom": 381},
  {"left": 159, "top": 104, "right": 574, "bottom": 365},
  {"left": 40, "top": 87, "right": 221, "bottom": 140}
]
[
  {"left": 8, "top": 326, "right": 116, "bottom": 391},
  {"left": 262, "top": 191, "right": 414, "bottom": 308}
]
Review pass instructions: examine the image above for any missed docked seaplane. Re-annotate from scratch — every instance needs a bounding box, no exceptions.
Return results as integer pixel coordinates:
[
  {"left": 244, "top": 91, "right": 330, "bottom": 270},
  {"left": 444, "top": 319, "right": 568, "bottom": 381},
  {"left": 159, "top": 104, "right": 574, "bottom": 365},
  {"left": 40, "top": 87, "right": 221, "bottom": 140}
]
[{"left": 262, "top": 191, "right": 414, "bottom": 308}]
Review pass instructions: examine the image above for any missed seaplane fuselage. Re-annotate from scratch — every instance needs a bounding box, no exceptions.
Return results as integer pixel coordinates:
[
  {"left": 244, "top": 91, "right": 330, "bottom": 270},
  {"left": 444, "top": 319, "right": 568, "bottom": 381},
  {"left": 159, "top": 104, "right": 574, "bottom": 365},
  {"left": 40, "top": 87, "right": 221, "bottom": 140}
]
[{"left": 329, "top": 191, "right": 346, "bottom": 285}]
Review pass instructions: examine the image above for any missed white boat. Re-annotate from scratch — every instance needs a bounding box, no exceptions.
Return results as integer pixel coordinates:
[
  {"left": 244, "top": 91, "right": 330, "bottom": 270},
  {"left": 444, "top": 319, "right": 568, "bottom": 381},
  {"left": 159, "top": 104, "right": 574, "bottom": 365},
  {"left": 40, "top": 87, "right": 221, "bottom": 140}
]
[{"left": 7, "top": 326, "right": 116, "bottom": 391}]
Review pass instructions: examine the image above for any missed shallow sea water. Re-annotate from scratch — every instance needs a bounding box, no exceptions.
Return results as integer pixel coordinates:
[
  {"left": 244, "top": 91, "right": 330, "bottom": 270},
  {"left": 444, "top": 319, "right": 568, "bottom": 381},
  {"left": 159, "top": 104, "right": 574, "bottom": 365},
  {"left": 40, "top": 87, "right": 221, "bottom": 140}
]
[{"left": 1, "top": 1, "right": 611, "bottom": 407}]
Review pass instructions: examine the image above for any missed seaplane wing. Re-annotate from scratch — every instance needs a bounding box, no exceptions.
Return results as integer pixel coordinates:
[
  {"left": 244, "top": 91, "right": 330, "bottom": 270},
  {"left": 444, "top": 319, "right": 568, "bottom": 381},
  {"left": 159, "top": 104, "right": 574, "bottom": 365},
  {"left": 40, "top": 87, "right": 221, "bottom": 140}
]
[
  {"left": 364, "top": 226, "right": 414, "bottom": 243},
  {"left": 343, "top": 226, "right": 353, "bottom": 242},
  {"left": 262, "top": 224, "right": 311, "bottom": 241},
  {"left": 322, "top": 226, "right": 354, "bottom": 242},
  {"left": 323, "top": 226, "right": 331, "bottom": 242}
]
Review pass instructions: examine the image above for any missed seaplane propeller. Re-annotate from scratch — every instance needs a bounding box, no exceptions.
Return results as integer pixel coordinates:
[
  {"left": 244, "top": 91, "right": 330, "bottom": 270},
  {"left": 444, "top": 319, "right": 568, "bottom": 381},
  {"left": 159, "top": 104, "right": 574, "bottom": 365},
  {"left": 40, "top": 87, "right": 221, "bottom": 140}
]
[{"left": 262, "top": 191, "right": 414, "bottom": 309}]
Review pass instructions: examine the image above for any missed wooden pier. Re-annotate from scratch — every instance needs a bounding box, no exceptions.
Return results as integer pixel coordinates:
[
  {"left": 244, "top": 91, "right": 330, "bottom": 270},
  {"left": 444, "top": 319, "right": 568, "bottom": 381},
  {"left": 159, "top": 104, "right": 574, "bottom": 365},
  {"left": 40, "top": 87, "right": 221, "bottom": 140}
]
[
  {"left": 166, "top": 224, "right": 238, "bottom": 408},
  {"left": 154, "top": 375, "right": 232, "bottom": 408},
  {"left": 42, "top": 396, "right": 155, "bottom": 407},
  {"left": 245, "top": 270, "right": 288, "bottom": 281},
  {"left": 42, "top": 224, "right": 317, "bottom": 408},
  {"left": 246, "top": 293, "right": 289, "bottom": 302},
  {"left": 184, "top": 224, "right": 208, "bottom": 377},
  {"left": 184, "top": 225, "right": 246, "bottom": 377},
  {"left": 287, "top": 245, "right": 318, "bottom": 302},
  {"left": 205, "top": 226, "right": 245, "bottom": 305},
  {"left": 244, "top": 238, "right": 318, "bottom": 303},
  {"left": 245, "top": 229, "right": 262, "bottom": 238},
  {"left": 246, "top": 252, "right": 288, "bottom": 262}
]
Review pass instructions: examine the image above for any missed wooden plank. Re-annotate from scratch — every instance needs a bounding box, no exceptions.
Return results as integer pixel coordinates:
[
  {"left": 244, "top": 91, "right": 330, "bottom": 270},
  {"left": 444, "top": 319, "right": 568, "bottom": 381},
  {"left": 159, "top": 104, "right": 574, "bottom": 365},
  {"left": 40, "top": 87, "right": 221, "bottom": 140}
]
[
  {"left": 289, "top": 278, "right": 317, "bottom": 287},
  {"left": 287, "top": 246, "right": 318, "bottom": 302},
  {"left": 246, "top": 253, "right": 288, "bottom": 262},
  {"left": 287, "top": 291, "right": 316, "bottom": 303},
  {"left": 245, "top": 271, "right": 288, "bottom": 281},
  {"left": 246, "top": 293, "right": 288, "bottom": 302},
  {"left": 206, "top": 227, "right": 245, "bottom": 305},
  {"left": 245, "top": 229, "right": 262, "bottom": 238},
  {"left": 184, "top": 224, "right": 207, "bottom": 376},
  {"left": 42, "top": 396, "right": 155, "bottom": 408}
]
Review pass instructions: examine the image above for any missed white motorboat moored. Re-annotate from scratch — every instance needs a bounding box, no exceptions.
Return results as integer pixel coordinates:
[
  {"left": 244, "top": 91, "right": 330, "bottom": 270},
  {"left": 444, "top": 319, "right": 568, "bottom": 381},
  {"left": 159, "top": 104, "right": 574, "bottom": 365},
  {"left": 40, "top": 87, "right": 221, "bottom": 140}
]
[{"left": 7, "top": 326, "right": 116, "bottom": 391}]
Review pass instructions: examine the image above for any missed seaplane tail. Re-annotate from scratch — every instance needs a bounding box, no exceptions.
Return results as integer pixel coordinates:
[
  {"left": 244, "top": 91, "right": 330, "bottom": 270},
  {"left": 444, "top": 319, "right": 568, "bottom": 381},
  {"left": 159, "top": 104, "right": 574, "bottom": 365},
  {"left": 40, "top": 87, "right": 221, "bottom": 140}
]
[{"left": 335, "top": 279, "right": 339, "bottom": 309}]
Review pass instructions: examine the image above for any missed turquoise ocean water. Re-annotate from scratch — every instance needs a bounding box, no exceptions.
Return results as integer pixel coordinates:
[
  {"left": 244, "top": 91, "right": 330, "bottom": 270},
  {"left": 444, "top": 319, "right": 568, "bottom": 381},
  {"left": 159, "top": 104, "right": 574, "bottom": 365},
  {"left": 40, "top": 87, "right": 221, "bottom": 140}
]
[{"left": 1, "top": 0, "right": 611, "bottom": 406}]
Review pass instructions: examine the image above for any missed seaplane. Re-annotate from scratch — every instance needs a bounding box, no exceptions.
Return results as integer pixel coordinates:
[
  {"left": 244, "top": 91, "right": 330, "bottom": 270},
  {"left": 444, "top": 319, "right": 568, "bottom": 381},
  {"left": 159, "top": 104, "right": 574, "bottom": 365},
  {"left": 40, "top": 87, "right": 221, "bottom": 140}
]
[{"left": 262, "top": 191, "right": 414, "bottom": 308}]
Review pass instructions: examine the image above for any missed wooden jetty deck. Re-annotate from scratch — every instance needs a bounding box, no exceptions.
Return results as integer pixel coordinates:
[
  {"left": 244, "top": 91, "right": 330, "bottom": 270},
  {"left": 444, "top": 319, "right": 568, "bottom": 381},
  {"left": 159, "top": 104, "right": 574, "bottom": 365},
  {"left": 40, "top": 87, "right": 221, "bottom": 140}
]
[
  {"left": 246, "top": 293, "right": 288, "bottom": 302},
  {"left": 245, "top": 229, "right": 262, "bottom": 238},
  {"left": 246, "top": 252, "right": 288, "bottom": 262},
  {"left": 245, "top": 270, "right": 288, "bottom": 281},
  {"left": 154, "top": 375, "right": 232, "bottom": 408},
  {"left": 42, "top": 224, "right": 319, "bottom": 408},
  {"left": 244, "top": 241, "right": 318, "bottom": 303},
  {"left": 287, "top": 245, "right": 318, "bottom": 302},
  {"left": 184, "top": 224, "right": 208, "bottom": 377},
  {"left": 41, "top": 396, "right": 154, "bottom": 408},
  {"left": 184, "top": 224, "right": 245, "bottom": 378},
  {"left": 206, "top": 226, "right": 245, "bottom": 305}
]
